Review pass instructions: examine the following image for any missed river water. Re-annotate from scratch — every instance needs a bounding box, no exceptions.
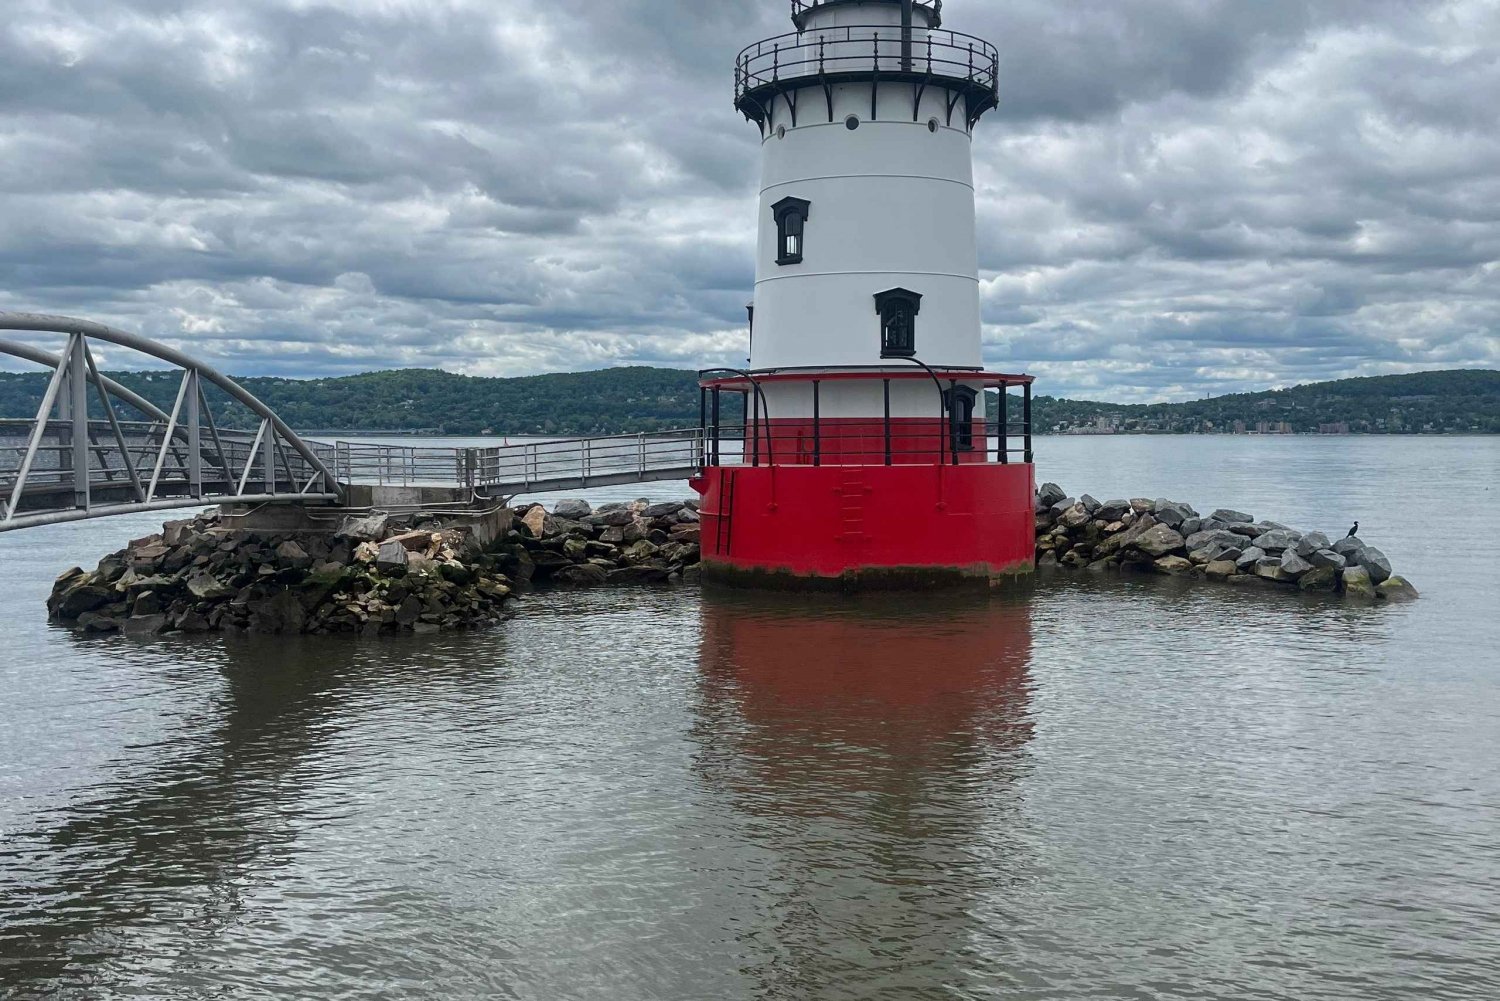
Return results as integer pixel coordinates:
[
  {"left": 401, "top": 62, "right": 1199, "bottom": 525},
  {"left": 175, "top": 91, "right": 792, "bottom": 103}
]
[{"left": 1, "top": 436, "right": 1496, "bottom": 1000}]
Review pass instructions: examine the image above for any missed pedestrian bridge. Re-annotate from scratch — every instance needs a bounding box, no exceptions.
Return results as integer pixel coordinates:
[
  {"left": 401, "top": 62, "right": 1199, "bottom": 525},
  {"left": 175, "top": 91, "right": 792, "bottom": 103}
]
[{"left": 0, "top": 312, "right": 708, "bottom": 534}]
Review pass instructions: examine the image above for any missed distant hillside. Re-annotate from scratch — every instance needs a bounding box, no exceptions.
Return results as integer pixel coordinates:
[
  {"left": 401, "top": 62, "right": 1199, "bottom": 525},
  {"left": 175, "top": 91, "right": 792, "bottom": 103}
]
[
  {"left": 1033, "top": 369, "right": 1500, "bottom": 435},
  {"left": 0, "top": 367, "right": 1495, "bottom": 436}
]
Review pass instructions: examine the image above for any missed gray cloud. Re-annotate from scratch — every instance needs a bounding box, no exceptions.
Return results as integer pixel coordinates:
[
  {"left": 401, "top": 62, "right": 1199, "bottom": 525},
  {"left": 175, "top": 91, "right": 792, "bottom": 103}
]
[{"left": 0, "top": 0, "right": 1495, "bottom": 400}]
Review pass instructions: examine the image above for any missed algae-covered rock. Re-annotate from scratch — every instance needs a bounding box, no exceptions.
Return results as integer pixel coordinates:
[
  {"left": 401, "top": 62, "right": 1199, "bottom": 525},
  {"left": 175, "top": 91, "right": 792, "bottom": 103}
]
[
  {"left": 1298, "top": 566, "right": 1340, "bottom": 593},
  {"left": 1376, "top": 576, "right": 1420, "bottom": 602},
  {"left": 1341, "top": 566, "right": 1377, "bottom": 601}
]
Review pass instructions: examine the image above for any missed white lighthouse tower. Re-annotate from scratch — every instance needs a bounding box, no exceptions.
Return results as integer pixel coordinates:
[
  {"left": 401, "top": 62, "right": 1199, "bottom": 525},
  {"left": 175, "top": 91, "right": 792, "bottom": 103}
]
[{"left": 694, "top": 0, "right": 1036, "bottom": 587}]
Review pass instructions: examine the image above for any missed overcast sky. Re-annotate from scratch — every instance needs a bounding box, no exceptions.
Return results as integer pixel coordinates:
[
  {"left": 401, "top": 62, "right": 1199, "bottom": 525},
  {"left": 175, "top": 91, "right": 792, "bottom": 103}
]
[{"left": 1, "top": 0, "right": 1496, "bottom": 401}]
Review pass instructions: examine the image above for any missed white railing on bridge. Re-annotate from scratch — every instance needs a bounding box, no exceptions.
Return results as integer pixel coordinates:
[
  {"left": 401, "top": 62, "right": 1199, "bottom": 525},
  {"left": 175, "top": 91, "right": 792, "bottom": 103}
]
[{"left": 323, "top": 428, "right": 709, "bottom": 495}]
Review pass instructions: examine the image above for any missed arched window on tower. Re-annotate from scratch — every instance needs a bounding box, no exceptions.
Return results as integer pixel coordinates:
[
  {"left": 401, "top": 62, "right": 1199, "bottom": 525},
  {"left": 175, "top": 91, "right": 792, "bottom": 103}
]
[
  {"left": 874, "top": 287, "right": 922, "bottom": 358},
  {"left": 772, "top": 196, "right": 810, "bottom": 266},
  {"left": 945, "top": 385, "right": 979, "bottom": 452}
]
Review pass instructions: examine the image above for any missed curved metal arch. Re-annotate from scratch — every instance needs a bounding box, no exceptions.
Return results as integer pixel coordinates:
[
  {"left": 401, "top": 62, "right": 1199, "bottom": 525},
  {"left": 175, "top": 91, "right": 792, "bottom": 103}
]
[
  {"left": 0, "top": 337, "right": 170, "bottom": 423},
  {"left": 0, "top": 312, "right": 339, "bottom": 493}
]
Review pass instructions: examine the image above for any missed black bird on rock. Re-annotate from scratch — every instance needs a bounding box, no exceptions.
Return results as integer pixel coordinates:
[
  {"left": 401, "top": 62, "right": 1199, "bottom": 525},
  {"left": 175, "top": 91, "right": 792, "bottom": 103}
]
[{"left": 1347, "top": 522, "right": 1360, "bottom": 538}]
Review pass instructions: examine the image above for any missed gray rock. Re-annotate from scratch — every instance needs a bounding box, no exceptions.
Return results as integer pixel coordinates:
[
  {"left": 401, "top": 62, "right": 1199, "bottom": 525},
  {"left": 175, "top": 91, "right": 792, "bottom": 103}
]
[
  {"left": 59, "top": 584, "right": 115, "bottom": 619},
  {"left": 376, "top": 541, "right": 410, "bottom": 575},
  {"left": 276, "top": 540, "right": 311, "bottom": 567},
  {"left": 1079, "top": 495, "right": 1101, "bottom": 514},
  {"left": 1235, "top": 546, "right": 1267, "bottom": 570},
  {"left": 1298, "top": 567, "right": 1340, "bottom": 593},
  {"left": 123, "top": 614, "right": 169, "bottom": 637},
  {"left": 1357, "top": 546, "right": 1393, "bottom": 585},
  {"left": 337, "top": 512, "right": 389, "bottom": 541},
  {"left": 1152, "top": 501, "right": 1194, "bottom": 529},
  {"left": 1179, "top": 518, "right": 1202, "bottom": 538},
  {"left": 1211, "top": 509, "right": 1254, "bottom": 525},
  {"left": 1057, "top": 503, "right": 1091, "bottom": 529},
  {"left": 1309, "top": 549, "right": 1347, "bottom": 571},
  {"left": 176, "top": 610, "right": 212, "bottom": 633},
  {"left": 552, "top": 499, "right": 593, "bottom": 519},
  {"left": 644, "top": 501, "right": 684, "bottom": 520},
  {"left": 1096, "top": 499, "right": 1132, "bottom": 522},
  {"left": 1280, "top": 552, "right": 1314, "bottom": 578},
  {"left": 1341, "top": 565, "right": 1376, "bottom": 601},
  {"left": 132, "top": 592, "right": 164, "bottom": 617},
  {"left": 1204, "top": 560, "right": 1238, "bottom": 580},
  {"left": 1049, "top": 497, "right": 1079, "bottom": 518},
  {"left": 1295, "top": 532, "right": 1332, "bottom": 558},
  {"left": 1185, "top": 529, "right": 1246, "bottom": 553},
  {"left": 1036, "top": 483, "right": 1067, "bottom": 510},
  {"left": 1332, "top": 536, "right": 1366, "bottom": 558},
  {"left": 1228, "top": 522, "right": 1265, "bottom": 538},
  {"left": 1131, "top": 524, "right": 1187, "bottom": 559},
  {"left": 1254, "top": 558, "right": 1291, "bottom": 583},
  {"left": 1252, "top": 529, "right": 1302, "bottom": 554},
  {"left": 1154, "top": 555, "right": 1196, "bottom": 576}
]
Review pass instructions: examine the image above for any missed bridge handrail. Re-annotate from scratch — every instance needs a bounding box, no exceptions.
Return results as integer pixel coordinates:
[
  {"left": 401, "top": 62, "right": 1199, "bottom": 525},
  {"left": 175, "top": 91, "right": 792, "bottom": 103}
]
[{"left": 0, "top": 312, "right": 340, "bottom": 499}]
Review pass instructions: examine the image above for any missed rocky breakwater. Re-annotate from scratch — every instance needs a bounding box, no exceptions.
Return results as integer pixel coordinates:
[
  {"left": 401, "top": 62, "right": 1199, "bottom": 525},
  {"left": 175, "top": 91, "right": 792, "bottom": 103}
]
[
  {"left": 1033, "top": 483, "right": 1419, "bottom": 603},
  {"left": 47, "top": 497, "right": 704, "bottom": 638},
  {"left": 489, "top": 498, "right": 703, "bottom": 588},
  {"left": 48, "top": 510, "right": 518, "bottom": 637}
]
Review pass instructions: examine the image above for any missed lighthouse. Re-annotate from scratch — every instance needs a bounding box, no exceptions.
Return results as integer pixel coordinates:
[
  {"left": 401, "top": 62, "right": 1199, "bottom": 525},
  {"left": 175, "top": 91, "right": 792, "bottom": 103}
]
[{"left": 693, "top": 0, "right": 1036, "bottom": 588}]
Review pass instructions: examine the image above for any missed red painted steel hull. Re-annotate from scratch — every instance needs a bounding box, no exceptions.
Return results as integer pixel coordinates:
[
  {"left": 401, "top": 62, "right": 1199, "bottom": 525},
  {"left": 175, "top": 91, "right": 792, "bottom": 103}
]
[{"left": 691, "top": 462, "right": 1036, "bottom": 588}]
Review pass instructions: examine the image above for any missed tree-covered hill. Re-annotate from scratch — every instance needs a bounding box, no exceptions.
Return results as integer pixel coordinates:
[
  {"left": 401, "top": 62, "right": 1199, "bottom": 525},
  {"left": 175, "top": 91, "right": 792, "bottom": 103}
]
[{"left": 0, "top": 366, "right": 1495, "bottom": 435}]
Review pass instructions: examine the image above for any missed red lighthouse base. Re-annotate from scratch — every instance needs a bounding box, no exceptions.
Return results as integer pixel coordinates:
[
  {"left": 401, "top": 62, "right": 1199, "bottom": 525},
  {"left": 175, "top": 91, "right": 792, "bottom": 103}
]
[{"left": 690, "top": 462, "right": 1036, "bottom": 590}]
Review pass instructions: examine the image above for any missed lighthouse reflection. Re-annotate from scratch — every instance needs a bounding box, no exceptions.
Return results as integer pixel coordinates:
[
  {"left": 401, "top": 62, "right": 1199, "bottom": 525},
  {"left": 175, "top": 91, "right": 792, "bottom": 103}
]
[{"left": 693, "top": 591, "right": 1035, "bottom": 1000}]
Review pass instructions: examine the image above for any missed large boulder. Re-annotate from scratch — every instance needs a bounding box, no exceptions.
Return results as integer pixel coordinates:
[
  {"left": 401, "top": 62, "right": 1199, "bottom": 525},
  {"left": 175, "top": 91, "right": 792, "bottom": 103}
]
[
  {"left": 1204, "top": 560, "right": 1238, "bottom": 581},
  {"left": 1341, "top": 566, "right": 1376, "bottom": 601},
  {"left": 1332, "top": 536, "right": 1366, "bottom": 558},
  {"left": 1279, "top": 552, "right": 1314, "bottom": 578},
  {"left": 1154, "top": 555, "right": 1196, "bottom": 576},
  {"left": 1185, "top": 529, "right": 1245, "bottom": 554},
  {"left": 1057, "top": 504, "right": 1091, "bottom": 530},
  {"left": 1251, "top": 529, "right": 1302, "bottom": 554},
  {"left": 276, "top": 540, "right": 312, "bottom": 569},
  {"left": 1356, "top": 547, "right": 1393, "bottom": 585},
  {"left": 1211, "top": 509, "right": 1254, "bottom": 525},
  {"left": 336, "top": 512, "right": 389, "bottom": 542},
  {"left": 1096, "top": 499, "right": 1132, "bottom": 522},
  {"left": 1234, "top": 546, "right": 1267, "bottom": 571},
  {"left": 1036, "top": 483, "right": 1067, "bottom": 511},
  {"left": 1309, "top": 550, "right": 1347, "bottom": 571},
  {"left": 122, "top": 614, "right": 169, "bottom": 637},
  {"left": 553, "top": 499, "right": 593, "bottom": 520},
  {"left": 1253, "top": 557, "right": 1291, "bottom": 583},
  {"left": 1079, "top": 494, "right": 1101, "bottom": 514},
  {"left": 1298, "top": 567, "right": 1340, "bottom": 593},
  {"left": 520, "top": 506, "right": 554, "bottom": 538},
  {"left": 1131, "top": 524, "right": 1187, "bottom": 559},
  {"left": 57, "top": 584, "right": 115, "bottom": 620},
  {"left": 1295, "top": 532, "right": 1332, "bottom": 558},
  {"left": 375, "top": 541, "right": 410, "bottom": 575},
  {"left": 643, "top": 501, "right": 684, "bottom": 520},
  {"left": 1376, "top": 577, "right": 1420, "bottom": 602},
  {"left": 1152, "top": 500, "right": 1195, "bottom": 529},
  {"left": 187, "top": 576, "right": 237, "bottom": 600}
]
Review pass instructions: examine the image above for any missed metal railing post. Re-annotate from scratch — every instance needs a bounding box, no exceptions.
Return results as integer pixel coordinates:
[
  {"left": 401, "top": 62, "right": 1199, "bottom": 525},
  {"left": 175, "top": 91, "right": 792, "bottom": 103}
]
[
  {"left": 69, "top": 333, "right": 89, "bottom": 510},
  {"left": 186, "top": 370, "right": 202, "bottom": 498},
  {"left": 1024, "top": 381, "right": 1034, "bottom": 464}
]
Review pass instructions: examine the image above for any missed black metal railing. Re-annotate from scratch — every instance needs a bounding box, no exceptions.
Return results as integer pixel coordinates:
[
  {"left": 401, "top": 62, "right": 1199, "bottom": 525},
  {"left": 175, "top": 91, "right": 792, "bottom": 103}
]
[
  {"left": 697, "top": 380, "right": 1033, "bottom": 470},
  {"left": 735, "top": 24, "right": 999, "bottom": 110},
  {"left": 790, "top": 0, "right": 943, "bottom": 29}
]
